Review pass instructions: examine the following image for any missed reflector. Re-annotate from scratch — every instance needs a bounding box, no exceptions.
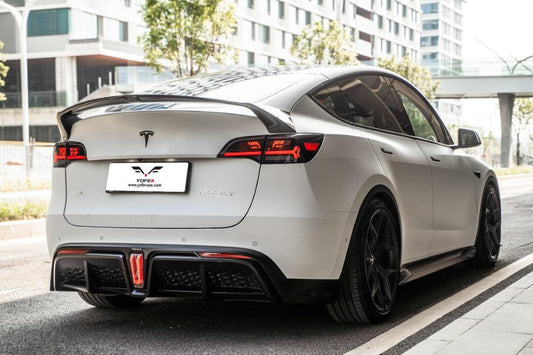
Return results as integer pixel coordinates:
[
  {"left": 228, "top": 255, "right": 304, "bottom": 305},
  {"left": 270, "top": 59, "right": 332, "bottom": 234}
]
[
  {"left": 198, "top": 252, "right": 252, "bottom": 260},
  {"left": 129, "top": 253, "right": 144, "bottom": 287}
]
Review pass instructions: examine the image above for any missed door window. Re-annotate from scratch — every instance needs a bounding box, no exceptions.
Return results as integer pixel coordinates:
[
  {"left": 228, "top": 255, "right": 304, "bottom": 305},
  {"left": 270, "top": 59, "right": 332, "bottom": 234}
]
[{"left": 392, "top": 81, "right": 448, "bottom": 143}]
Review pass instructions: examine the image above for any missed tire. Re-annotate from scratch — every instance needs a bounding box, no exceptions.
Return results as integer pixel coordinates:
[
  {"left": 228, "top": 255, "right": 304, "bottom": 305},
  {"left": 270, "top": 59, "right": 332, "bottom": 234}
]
[
  {"left": 78, "top": 292, "right": 145, "bottom": 309},
  {"left": 471, "top": 181, "right": 501, "bottom": 267},
  {"left": 328, "top": 197, "right": 400, "bottom": 323}
]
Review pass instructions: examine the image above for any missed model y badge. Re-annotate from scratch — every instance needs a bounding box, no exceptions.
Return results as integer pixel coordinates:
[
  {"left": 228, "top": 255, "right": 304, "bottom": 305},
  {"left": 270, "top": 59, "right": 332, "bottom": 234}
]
[
  {"left": 139, "top": 130, "right": 154, "bottom": 147},
  {"left": 132, "top": 166, "right": 163, "bottom": 177}
]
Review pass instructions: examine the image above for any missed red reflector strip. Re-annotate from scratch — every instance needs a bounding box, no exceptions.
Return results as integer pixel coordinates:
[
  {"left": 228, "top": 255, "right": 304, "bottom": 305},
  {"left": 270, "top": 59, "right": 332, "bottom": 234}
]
[
  {"left": 223, "top": 151, "right": 263, "bottom": 157},
  {"left": 303, "top": 142, "right": 320, "bottom": 151},
  {"left": 57, "top": 249, "right": 88, "bottom": 255},
  {"left": 198, "top": 252, "right": 252, "bottom": 260},
  {"left": 129, "top": 253, "right": 144, "bottom": 287},
  {"left": 66, "top": 155, "right": 87, "bottom": 160}
]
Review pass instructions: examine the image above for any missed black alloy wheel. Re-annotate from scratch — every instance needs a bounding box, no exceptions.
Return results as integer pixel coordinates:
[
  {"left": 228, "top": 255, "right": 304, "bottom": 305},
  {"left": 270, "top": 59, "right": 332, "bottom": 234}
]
[
  {"left": 364, "top": 206, "right": 400, "bottom": 315},
  {"left": 328, "top": 197, "right": 400, "bottom": 323},
  {"left": 472, "top": 182, "right": 501, "bottom": 267}
]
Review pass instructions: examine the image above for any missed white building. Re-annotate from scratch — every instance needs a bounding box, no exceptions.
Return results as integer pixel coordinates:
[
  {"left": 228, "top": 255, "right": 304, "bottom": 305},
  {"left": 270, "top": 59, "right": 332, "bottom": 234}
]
[
  {"left": 420, "top": 0, "right": 463, "bottom": 75},
  {"left": 0, "top": 0, "right": 148, "bottom": 141},
  {"left": 420, "top": 0, "right": 464, "bottom": 127},
  {"left": 233, "top": 0, "right": 421, "bottom": 66}
]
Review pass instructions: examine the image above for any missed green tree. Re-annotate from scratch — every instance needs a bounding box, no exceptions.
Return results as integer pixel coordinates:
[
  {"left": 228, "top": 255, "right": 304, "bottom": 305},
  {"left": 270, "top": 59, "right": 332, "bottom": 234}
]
[
  {"left": 377, "top": 54, "right": 439, "bottom": 99},
  {"left": 141, "top": 0, "right": 237, "bottom": 78},
  {"left": 512, "top": 98, "right": 533, "bottom": 165},
  {"left": 0, "top": 41, "right": 9, "bottom": 101},
  {"left": 291, "top": 20, "right": 359, "bottom": 65}
]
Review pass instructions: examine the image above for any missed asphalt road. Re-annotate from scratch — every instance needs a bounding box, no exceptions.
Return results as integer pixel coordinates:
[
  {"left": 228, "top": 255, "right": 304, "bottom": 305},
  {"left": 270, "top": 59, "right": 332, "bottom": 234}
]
[{"left": 1, "top": 174, "right": 532, "bottom": 354}]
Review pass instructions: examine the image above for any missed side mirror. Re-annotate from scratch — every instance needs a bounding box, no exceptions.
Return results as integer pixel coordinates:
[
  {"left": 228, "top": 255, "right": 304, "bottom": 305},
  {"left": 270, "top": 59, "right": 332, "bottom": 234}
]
[{"left": 453, "top": 128, "right": 481, "bottom": 149}]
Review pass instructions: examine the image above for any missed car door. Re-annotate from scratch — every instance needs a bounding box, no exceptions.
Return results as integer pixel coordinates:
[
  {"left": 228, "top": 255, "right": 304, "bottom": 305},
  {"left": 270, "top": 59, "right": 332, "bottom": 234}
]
[
  {"left": 391, "top": 80, "right": 478, "bottom": 255},
  {"left": 312, "top": 75, "right": 435, "bottom": 263}
]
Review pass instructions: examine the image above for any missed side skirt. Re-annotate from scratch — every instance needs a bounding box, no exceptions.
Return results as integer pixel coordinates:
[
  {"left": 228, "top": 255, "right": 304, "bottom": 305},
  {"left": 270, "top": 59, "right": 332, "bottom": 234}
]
[{"left": 399, "top": 247, "right": 476, "bottom": 285}]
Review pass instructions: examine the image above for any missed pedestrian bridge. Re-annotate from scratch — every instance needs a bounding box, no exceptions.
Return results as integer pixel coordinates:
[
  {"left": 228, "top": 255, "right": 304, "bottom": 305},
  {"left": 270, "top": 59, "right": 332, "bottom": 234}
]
[{"left": 431, "top": 60, "right": 533, "bottom": 167}]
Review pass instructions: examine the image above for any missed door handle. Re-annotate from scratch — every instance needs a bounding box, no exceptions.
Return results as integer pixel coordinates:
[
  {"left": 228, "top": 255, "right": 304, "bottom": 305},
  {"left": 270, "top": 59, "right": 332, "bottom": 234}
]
[
  {"left": 430, "top": 156, "right": 441, "bottom": 162},
  {"left": 381, "top": 147, "right": 393, "bottom": 155}
]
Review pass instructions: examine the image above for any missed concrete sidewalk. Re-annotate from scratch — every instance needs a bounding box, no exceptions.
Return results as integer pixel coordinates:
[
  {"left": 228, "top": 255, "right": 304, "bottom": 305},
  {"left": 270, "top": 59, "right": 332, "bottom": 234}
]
[
  {"left": 405, "top": 271, "right": 533, "bottom": 355},
  {"left": 0, "top": 219, "right": 45, "bottom": 240}
]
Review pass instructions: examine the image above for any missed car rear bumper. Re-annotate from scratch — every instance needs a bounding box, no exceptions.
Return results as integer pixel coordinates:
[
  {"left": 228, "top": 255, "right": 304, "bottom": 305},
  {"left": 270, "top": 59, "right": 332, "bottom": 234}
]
[{"left": 51, "top": 244, "right": 340, "bottom": 303}]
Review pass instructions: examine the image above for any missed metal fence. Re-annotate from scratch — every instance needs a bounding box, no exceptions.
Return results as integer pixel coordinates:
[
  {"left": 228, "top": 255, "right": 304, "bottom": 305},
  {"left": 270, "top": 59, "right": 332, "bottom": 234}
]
[{"left": 0, "top": 141, "right": 54, "bottom": 189}]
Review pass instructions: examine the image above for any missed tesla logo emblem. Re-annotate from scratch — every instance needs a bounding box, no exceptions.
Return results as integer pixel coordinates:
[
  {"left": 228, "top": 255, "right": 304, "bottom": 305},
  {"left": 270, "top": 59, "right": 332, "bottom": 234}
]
[
  {"left": 132, "top": 166, "right": 163, "bottom": 177},
  {"left": 139, "top": 130, "right": 154, "bottom": 147}
]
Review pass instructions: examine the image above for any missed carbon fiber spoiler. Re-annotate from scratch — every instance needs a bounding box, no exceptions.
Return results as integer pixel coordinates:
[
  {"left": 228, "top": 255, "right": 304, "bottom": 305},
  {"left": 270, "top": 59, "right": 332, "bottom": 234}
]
[{"left": 57, "top": 94, "right": 296, "bottom": 140}]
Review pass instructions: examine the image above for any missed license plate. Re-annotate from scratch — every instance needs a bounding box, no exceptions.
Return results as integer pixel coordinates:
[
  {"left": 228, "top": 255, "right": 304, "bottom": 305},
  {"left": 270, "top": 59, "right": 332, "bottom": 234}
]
[{"left": 106, "top": 162, "right": 189, "bottom": 193}]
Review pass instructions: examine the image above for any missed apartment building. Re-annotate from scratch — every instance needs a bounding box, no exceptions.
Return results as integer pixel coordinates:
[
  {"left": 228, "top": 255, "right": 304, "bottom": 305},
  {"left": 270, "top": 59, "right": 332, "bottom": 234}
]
[
  {"left": 233, "top": 0, "right": 421, "bottom": 66},
  {"left": 0, "top": 0, "right": 147, "bottom": 141}
]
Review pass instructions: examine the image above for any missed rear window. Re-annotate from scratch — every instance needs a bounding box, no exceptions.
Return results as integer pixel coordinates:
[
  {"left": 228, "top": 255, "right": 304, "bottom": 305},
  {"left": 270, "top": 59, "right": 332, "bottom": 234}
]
[{"left": 140, "top": 67, "right": 317, "bottom": 103}]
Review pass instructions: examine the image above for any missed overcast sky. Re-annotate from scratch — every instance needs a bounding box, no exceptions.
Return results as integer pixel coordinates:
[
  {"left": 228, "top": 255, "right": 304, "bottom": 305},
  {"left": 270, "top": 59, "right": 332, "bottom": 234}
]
[{"left": 463, "top": 0, "right": 533, "bottom": 61}]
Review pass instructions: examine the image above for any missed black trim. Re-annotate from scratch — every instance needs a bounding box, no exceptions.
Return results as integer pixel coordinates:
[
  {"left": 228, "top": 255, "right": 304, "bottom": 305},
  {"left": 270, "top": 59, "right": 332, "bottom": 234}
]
[
  {"left": 51, "top": 243, "right": 339, "bottom": 304},
  {"left": 57, "top": 95, "right": 296, "bottom": 140},
  {"left": 399, "top": 246, "right": 476, "bottom": 285}
]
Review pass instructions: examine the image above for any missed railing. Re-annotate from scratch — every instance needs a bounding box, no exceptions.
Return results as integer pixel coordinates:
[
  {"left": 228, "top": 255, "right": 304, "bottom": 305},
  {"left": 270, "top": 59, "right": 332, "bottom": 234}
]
[
  {"left": 0, "top": 91, "right": 67, "bottom": 108},
  {"left": 0, "top": 141, "right": 53, "bottom": 189},
  {"left": 432, "top": 58, "right": 533, "bottom": 77}
]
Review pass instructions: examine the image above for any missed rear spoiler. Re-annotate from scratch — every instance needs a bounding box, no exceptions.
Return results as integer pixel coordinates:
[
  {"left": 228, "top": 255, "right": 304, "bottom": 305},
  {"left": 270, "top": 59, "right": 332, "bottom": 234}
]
[{"left": 57, "top": 94, "right": 296, "bottom": 140}]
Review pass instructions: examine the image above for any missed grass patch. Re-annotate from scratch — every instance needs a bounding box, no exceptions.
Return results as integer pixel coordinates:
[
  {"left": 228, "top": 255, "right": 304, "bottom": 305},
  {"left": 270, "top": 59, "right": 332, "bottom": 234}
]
[
  {"left": 494, "top": 165, "right": 533, "bottom": 176},
  {"left": 0, "top": 199, "right": 49, "bottom": 222},
  {"left": 0, "top": 180, "right": 51, "bottom": 192}
]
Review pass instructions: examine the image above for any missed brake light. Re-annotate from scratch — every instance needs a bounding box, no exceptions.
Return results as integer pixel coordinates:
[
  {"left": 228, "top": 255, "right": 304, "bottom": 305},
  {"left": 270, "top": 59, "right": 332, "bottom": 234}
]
[
  {"left": 129, "top": 253, "right": 144, "bottom": 287},
  {"left": 219, "top": 134, "right": 323, "bottom": 164},
  {"left": 53, "top": 141, "right": 87, "bottom": 167},
  {"left": 57, "top": 249, "right": 88, "bottom": 255}
]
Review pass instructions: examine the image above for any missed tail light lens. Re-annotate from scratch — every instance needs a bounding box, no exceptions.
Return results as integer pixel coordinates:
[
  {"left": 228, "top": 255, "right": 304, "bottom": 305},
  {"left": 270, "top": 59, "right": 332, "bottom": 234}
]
[
  {"left": 219, "top": 134, "right": 323, "bottom": 164},
  {"left": 53, "top": 141, "right": 87, "bottom": 167}
]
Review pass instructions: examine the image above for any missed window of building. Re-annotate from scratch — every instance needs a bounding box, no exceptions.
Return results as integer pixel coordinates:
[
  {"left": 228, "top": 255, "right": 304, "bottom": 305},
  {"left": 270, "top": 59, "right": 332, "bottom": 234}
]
[
  {"left": 247, "top": 52, "right": 255, "bottom": 66},
  {"left": 402, "top": 4, "right": 407, "bottom": 17},
  {"left": 443, "top": 22, "right": 451, "bottom": 35},
  {"left": 359, "top": 31, "right": 372, "bottom": 43},
  {"left": 454, "top": 27, "right": 461, "bottom": 41},
  {"left": 318, "top": 0, "right": 323, "bottom": 5},
  {"left": 422, "top": 19, "right": 439, "bottom": 30},
  {"left": 259, "top": 25, "right": 270, "bottom": 43},
  {"left": 453, "top": 43, "right": 461, "bottom": 56},
  {"left": 421, "top": 3, "right": 438, "bottom": 14},
  {"left": 386, "top": 0, "right": 391, "bottom": 10},
  {"left": 454, "top": 12, "right": 462, "bottom": 25},
  {"left": 386, "top": 40, "right": 391, "bottom": 53},
  {"left": 409, "top": 28, "right": 414, "bottom": 41},
  {"left": 442, "top": 6, "right": 451, "bottom": 18},
  {"left": 422, "top": 52, "right": 438, "bottom": 62},
  {"left": 103, "top": 17, "right": 127, "bottom": 42},
  {"left": 248, "top": 0, "right": 254, "bottom": 9},
  {"left": 376, "top": 15, "right": 383, "bottom": 29},
  {"left": 350, "top": 28, "right": 355, "bottom": 42},
  {"left": 281, "top": 30, "right": 286, "bottom": 48},
  {"left": 250, "top": 21, "right": 256, "bottom": 40},
  {"left": 28, "top": 8, "right": 70, "bottom": 36},
  {"left": 278, "top": 1, "right": 285, "bottom": 19},
  {"left": 294, "top": 6, "right": 299, "bottom": 24},
  {"left": 454, "top": 0, "right": 462, "bottom": 10},
  {"left": 70, "top": 10, "right": 97, "bottom": 40},
  {"left": 267, "top": 0, "right": 271, "bottom": 15},
  {"left": 305, "top": 11, "right": 311, "bottom": 25},
  {"left": 421, "top": 36, "right": 438, "bottom": 47},
  {"left": 356, "top": 6, "right": 372, "bottom": 20},
  {"left": 352, "top": 4, "right": 357, "bottom": 18},
  {"left": 394, "top": 21, "right": 399, "bottom": 35}
]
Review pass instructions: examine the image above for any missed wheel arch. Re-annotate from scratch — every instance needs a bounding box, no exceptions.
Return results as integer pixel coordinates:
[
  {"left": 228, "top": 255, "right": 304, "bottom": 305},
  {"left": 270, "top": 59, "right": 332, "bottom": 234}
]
[{"left": 334, "top": 179, "right": 403, "bottom": 278}]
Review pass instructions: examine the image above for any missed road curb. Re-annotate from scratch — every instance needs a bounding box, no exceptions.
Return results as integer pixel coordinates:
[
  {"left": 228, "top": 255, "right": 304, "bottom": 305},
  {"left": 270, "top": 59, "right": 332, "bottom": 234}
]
[{"left": 0, "top": 218, "right": 45, "bottom": 241}]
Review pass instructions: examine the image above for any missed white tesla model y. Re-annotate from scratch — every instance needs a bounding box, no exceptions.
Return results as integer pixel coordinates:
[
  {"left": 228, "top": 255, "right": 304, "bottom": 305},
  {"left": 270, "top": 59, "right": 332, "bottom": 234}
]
[{"left": 47, "top": 66, "right": 501, "bottom": 323}]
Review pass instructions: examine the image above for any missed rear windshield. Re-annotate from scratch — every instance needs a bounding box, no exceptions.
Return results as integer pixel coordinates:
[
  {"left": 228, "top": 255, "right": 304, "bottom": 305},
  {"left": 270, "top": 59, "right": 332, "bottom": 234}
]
[{"left": 139, "top": 67, "right": 318, "bottom": 103}]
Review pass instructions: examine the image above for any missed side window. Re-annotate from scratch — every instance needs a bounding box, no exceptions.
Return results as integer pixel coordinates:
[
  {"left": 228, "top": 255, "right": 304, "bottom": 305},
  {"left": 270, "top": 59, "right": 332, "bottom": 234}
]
[
  {"left": 393, "top": 81, "right": 447, "bottom": 143},
  {"left": 338, "top": 76, "right": 403, "bottom": 133},
  {"left": 311, "top": 75, "right": 404, "bottom": 134}
]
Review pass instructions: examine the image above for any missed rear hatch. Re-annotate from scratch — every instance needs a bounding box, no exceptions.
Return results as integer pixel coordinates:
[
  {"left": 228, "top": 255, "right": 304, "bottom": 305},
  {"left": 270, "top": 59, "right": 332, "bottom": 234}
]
[{"left": 64, "top": 104, "right": 269, "bottom": 229}]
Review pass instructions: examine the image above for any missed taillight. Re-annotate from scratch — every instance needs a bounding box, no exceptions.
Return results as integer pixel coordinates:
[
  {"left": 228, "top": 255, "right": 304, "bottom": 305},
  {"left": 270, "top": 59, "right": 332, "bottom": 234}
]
[
  {"left": 53, "top": 141, "right": 87, "bottom": 167},
  {"left": 219, "top": 134, "right": 323, "bottom": 164}
]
